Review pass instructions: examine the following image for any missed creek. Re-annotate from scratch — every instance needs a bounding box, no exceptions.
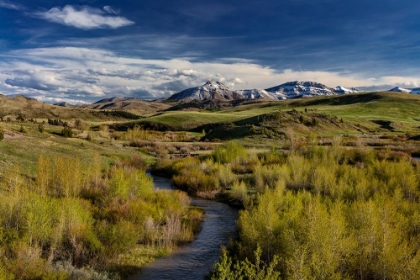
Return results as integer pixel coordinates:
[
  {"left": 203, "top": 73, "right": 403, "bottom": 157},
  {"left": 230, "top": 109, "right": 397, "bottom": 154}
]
[{"left": 128, "top": 174, "right": 238, "bottom": 280}]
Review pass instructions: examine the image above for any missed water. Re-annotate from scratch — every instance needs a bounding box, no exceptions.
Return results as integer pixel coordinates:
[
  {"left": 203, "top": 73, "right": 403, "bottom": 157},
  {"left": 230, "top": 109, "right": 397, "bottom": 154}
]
[{"left": 129, "top": 174, "right": 238, "bottom": 280}]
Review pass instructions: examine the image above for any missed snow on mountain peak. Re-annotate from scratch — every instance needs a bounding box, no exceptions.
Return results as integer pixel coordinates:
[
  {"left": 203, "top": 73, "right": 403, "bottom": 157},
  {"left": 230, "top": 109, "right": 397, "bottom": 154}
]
[
  {"left": 335, "top": 86, "right": 359, "bottom": 94},
  {"left": 389, "top": 87, "right": 411, "bottom": 93},
  {"left": 265, "top": 81, "right": 336, "bottom": 99},
  {"left": 167, "top": 80, "right": 365, "bottom": 102},
  {"left": 167, "top": 81, "right": 234, "bottom": 102}
]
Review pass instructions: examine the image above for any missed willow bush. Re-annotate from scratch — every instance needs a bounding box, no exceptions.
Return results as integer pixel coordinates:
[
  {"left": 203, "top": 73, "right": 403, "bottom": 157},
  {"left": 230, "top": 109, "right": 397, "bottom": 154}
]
[
  {"left": 209, "top": 144, "right": 420, "bottom": 279},
  {"left": 0, "top": 154, "right": 196, "bottom": 279}
]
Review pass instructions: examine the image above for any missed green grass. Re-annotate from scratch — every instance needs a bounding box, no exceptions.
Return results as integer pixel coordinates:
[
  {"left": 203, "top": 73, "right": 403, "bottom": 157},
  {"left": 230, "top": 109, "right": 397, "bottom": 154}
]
[
  {"left": 2, "top": 91, "right": 420, "bottom": 175},
  {"left": 124, "top": 92, "right": 420, "bottom": 137},
  {"left": 134, "top": 111, "right": 247, "bottom": 130},
  {"left": 0, "top": 122, "right": 151, "bottom": 177}
]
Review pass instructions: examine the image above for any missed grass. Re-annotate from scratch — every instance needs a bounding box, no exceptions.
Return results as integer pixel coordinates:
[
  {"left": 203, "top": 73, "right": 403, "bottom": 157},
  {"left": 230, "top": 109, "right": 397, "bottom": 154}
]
[
  {"left": 0, "top": 121, "right": 152, "bottom": 177},
  {"left": 2, "top": 92, "right": 420, "bottom": 174},
  {"left": 112, "top": 245, "right": 172, "bottom": 276},
  {"left": 115, "top": 92, "right": 420, "bottom": 140},
  {"left": 134, "top": 111, "right": 247, "bottom": 130},
  {"left": 222, "top": 91, "right": 420, "bottom": 128}
]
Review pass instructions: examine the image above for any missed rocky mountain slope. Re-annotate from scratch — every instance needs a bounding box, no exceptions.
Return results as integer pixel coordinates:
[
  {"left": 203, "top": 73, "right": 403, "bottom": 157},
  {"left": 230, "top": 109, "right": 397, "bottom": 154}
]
[
  {"left": 167, "top": 81, "right": 358, "bottom": 102},
  {"left": 334, "top": 86, "right": 359, "bottom": 94},
  {"left": 265, "top": 81, "right": 336, "bottom": 99},
  {"left": 389, "top": 87, "right": 420, "bottom": 94},
  {"left": 167, "top": 81, "right": 238, "bottom": 102},
  {"left": 168, "top": 81, "right": 358, "bottom": 102}
]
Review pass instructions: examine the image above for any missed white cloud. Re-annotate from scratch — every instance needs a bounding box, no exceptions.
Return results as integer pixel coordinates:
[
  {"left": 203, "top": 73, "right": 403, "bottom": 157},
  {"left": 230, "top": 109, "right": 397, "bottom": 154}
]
[
  {"left": 35, "top": 5, "right": 134, "bottom": 30},
  {"left": 1, "top": 46, "right": 420, "bottom": 103},
  {"left": 103, "top": 6, "right": 119, "bottom": 15},
  {"left": 0, "top": 1, "right": 23, "bottom": 10}
]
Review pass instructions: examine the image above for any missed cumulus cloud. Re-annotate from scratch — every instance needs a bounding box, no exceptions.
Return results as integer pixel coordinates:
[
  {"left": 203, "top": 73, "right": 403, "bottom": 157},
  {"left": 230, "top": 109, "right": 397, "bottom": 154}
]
[
  {"left": 0, "top": 1, "right": 23, "bottom": 10},
  {"left": 1, "top": 46, "right": 420, "bottom": 103},
  {"left": 35, "top": 5, "right": 134, "bottom": 29}
]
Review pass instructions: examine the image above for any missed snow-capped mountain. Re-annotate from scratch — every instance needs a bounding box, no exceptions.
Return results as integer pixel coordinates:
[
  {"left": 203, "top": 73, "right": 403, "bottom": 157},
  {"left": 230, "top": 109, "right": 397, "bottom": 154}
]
[
  {"left": 233, "top": 89, "right": 277, "bottom": 100},
  {"left": 265, "top": 81, "right": 337, "bottom": 99},
  {"left": 167, "top": 81, "right": 235, "bottom": 102},
  {"left": 389, "top": 87, "right": 411, "bottom": 93},
  {"left": 167, "top": 81, "right": 361, "bottom": 102},
  {"left": 335, "top": 86, "right": 359, "bottom": 94},
  {"left": 388, "top": 87, "right": 420, "bottom": 94}
]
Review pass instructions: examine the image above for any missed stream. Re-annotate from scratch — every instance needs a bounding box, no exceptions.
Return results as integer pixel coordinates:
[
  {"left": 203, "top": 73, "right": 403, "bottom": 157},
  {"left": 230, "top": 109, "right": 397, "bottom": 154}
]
[{"left": 128, "top": 174, "right": 238, "bottom": 280}]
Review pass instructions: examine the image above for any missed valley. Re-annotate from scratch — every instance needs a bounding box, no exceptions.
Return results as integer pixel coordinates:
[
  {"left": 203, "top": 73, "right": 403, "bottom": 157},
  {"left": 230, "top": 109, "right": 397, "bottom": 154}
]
[{"left": 1, "top": 86, "right": 420, "bottom": 279}]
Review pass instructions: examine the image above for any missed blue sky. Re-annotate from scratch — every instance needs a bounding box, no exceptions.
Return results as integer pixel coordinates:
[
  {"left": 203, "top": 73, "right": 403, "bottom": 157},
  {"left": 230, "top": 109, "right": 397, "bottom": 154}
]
[{"left": 0, "top": 0, "right": 419, "bottom": 103}]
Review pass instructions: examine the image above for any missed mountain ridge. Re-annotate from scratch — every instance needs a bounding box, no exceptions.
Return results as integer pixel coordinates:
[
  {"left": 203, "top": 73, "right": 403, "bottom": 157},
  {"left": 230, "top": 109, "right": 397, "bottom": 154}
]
[
  {"left": 389, "top": 86, "right": 420, "bottom": 94},
  {"left": 167, "top": 80, "right": 359, "bottom": 102}
]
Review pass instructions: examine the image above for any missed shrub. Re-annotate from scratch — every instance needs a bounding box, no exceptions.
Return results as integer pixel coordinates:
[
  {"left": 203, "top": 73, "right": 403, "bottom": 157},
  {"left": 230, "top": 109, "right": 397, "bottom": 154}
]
[
  {"left": 230, "top": 181, "right": 248, "bottom": 204},
  {"left": 211, "top": 141, "right": 248, "bottom": 164},
  {"left": 61, "top": 127, "right": 73, "bottom": 138},
  {"left": 38, "top": 123, "right": 44, "bottom": 133},
  {"left": 108, "top": 167, "right": 154, "bottom": 201},
  {"left": 0, "top": 127, "right": 3, "bottom": 141},
  {"left": 97, "top": 220, "right": 138, "bottom": 257},
  {"left": 74, "top": 119, "right": 90, "bottom": 131}
]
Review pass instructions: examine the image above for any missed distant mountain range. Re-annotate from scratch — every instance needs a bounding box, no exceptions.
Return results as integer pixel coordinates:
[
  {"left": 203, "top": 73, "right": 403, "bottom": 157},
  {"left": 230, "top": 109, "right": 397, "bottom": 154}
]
[
  {"left": 5, "top": 81, "right": 420, "bottom": 108},
  {"left": 167, "top": 81, "right": 360, "bottom": 102},
  {"left": 388, "top": 87, "right": 420, "bottom": 94}
]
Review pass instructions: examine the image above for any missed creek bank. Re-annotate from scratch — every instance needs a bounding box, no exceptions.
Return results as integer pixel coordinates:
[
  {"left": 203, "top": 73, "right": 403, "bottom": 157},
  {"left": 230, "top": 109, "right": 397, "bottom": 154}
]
[
  {"left": 150, "top": 169, "right": 245, "bottom": 209},
  {"left": 129, "top": 173, "right": 238, "bottom": 280}
]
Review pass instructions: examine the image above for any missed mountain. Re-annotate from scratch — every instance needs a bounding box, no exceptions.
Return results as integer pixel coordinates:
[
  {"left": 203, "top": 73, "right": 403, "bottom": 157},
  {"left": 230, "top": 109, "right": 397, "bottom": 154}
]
[
  {"left": 167, "top": 81, "right": 236, "bottom": 102},
  {"left": 167, "top": 81, "right": 360, "bottom": 102},
  {"left": 233, "top": 89, "right": 277, "bottom": 100},
  {"left": 54, "top": 102, "right": 73, "bottom": 107},
  {"left": 93, "top": 96, "right": 130, "bottom": 104},
  {"left": 389, "top": 87, "right": 411, "bottom": 93},
  {"left": 335, "top": 86, "right": 359, "bottom": 94},
  {"left": 265, "top": 81, "right": 337, "bottom": 99},
  {"left": 388, "top": 87, "right": 420, "bottom": 94},
  {"left": 80, "top": 96, "right": 170, "bottom": 115}
]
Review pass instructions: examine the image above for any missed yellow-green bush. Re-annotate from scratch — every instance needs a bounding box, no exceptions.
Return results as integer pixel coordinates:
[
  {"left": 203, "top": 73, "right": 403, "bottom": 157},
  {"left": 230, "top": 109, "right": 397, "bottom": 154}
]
[
  {"left": 212, "top": 145, "right": 420, "bottom": 279},
  {"left": 0, "top": 154, "right": 197, "bottom": 278},
  {"left": 211, "top": 141, "right": 248, "bottom": 164}
]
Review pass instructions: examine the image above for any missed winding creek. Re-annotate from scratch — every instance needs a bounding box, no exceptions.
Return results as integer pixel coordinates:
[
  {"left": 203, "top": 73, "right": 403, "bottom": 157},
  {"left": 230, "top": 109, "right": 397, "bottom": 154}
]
[{"left": 129, "top": 174, "right": 238, "bottom": 280}]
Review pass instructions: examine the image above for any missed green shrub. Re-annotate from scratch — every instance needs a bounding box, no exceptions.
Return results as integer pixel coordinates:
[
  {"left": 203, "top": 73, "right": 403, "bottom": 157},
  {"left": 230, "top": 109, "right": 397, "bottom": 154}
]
[
  {"left": 211, "top": 141, "right": 248, "bottom": 164},
  {"left": 61, "top": 127, "right": 73, "bottom": 138},
  {"left": 97, "top": 220, "right": 138, "bottom": 257},
  {"left": 38, "top": 124, "right": 44, "bottom": 133}
]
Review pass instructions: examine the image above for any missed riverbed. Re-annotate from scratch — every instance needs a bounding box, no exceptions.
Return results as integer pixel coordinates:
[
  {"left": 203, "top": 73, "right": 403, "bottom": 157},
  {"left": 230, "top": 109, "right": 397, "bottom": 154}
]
[{"left": 128, "top": 174, "right": 238, "bottom": 280}]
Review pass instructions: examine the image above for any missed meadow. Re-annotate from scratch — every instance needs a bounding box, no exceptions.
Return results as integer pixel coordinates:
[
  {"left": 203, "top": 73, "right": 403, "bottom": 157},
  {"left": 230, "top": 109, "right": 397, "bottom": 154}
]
[{"left": 1, "top": 91, "right": 420, "bottom": 279}]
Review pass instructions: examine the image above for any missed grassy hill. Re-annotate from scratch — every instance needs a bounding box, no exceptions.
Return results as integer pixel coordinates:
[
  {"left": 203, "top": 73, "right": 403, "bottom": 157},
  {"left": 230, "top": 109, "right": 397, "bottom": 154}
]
[
  {"left": 110, "top": 92, "right": 420, "bottom": 139},
  {"left": 0, "top": 94, "right": 149, "bottom": 122},
  {"left": 80, "top": 97, "right": 170, "bottom": 116}
]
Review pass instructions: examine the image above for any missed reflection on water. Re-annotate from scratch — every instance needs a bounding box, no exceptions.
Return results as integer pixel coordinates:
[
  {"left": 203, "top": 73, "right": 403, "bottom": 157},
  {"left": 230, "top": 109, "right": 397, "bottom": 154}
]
[{"left": 129, "top": 174, "right": 238, "bottom": 280}]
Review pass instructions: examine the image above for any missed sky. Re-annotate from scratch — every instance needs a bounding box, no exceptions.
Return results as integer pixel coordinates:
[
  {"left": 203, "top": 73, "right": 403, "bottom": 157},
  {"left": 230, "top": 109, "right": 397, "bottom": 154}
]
[{"left": 0, "top": 0, "right": 420, "bottom": 104}]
